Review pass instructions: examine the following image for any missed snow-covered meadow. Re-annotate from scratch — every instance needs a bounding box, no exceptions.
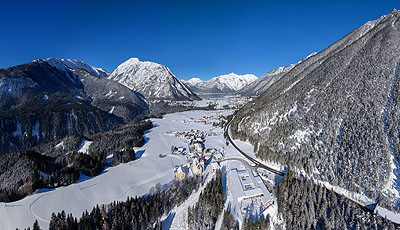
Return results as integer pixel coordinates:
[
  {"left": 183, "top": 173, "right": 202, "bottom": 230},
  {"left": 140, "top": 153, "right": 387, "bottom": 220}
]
[{"left": 0, "top": 109, "right": 231, "bottom": 230}]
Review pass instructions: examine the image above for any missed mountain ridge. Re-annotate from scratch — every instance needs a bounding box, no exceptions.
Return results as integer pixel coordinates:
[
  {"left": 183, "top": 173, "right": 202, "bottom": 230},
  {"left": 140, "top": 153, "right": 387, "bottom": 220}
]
[
  {"left": 231, "top": 9, "right": 400, "bottom": 212},
  {"left": 184, "top": 72, "right": 258, "bottom": 94},
  {"left": 40, "top": 58, "right": 109, "bottom": 78}
]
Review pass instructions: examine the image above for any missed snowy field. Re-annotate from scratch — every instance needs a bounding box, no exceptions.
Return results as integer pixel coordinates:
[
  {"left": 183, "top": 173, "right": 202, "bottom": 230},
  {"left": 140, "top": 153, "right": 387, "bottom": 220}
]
[
  {"left": 2, "top": 100, "right": 396, "bottom": 229},
  {"left": 0, "top": 109, "right": 231, "bottom": 230}
]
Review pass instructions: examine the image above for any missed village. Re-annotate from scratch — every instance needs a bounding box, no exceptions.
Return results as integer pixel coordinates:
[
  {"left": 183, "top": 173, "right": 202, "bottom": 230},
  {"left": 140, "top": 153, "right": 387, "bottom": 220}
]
[
  {"left": 163, "top": 112, "right": 275, "bottom": 220},
  {"left": 150, "top": 95, "right": 254, "bottom": 110},
  {"left": 168, "top": 128, "right": 224, "bottom": 179}
]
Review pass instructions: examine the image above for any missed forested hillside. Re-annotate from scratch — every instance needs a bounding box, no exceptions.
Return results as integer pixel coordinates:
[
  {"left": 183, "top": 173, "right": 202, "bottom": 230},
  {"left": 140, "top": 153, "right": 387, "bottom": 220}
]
[
  {"left": 276, "top": 171, "right": 399, "bottom": 229},
  {"left": 0, "top": 120, "right": 152, "bottom": 202},
  {"left": 231, "top": 9, "right": 400, "bottom": 211},
  {"left": 188, "top": 170, "right": 224, "bottom": 230}
]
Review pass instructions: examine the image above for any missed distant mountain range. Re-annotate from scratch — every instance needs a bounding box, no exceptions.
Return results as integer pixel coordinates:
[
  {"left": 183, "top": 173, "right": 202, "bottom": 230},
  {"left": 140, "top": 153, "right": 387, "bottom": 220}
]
[
  {"left": 0, "top": 56, "right": 261, "bottom": 155},
  {"left": 231, "top": 9, "right": 400, "bottom": 211},
  {"left": 108, "top": 58, "right": 200, "bottom": 101},
  {"left": 183, "top": 73, "right": 258, "bottom": 94},
  {"left": 0, "top": 56, "right": 209, "bottom": 155}
]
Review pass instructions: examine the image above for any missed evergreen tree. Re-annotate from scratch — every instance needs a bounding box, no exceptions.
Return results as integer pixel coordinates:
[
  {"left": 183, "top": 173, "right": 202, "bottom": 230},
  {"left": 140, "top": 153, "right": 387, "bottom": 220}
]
[{"left": 32, "top": 220, "right": 40, "bottom": 230}]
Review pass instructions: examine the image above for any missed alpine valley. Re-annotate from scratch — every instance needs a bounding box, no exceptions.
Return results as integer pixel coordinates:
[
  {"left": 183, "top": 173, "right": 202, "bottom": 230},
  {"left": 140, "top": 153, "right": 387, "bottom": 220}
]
[{"left": 1, "top": 8, "right": 400, "bottom": 230}]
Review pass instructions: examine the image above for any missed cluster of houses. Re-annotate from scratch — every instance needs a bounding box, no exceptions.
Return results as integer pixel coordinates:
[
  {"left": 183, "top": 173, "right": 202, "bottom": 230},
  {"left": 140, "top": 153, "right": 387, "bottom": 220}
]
[
  {"left": 149, "top": 99, "right": 195, "bottom": 107},
  {"left": 170, "top": 129, "right": 225, "bottom": 179},
  {"left": 173, "top": 148, "right": 224, "bottom": 179},
  {"left": 168, "top": 108, "right": 275, "bottom": 222},
  {"left": 223, "top": 96, "right": 253, "bottom": 109},
  {"left": 183, "top": 114, "right": 226, "bottom": 126},
  {"left": 167, "top": 129, "right": 220, "bottom": 151},
  {"left": 173, "top": 155, "right": 205, "bottom": 179},
  {"left": 167, "top": 129, "right": 209, "bottom": 140}
]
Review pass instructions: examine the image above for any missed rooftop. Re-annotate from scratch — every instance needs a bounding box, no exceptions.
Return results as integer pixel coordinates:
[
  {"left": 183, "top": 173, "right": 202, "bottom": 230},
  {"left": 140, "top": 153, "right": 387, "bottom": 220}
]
[{"left": 229, "top": 168, "right": 271, "bottom": 203}]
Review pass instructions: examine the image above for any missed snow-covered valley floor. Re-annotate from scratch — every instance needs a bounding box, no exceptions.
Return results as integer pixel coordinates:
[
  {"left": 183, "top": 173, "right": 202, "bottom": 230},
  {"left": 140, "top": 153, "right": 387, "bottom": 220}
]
[
  {"left": 0, "top": 110, "right": 231, "bottom": 230},
  {"left": 3, "top": 105, "right": 396, "bottom": 229}
]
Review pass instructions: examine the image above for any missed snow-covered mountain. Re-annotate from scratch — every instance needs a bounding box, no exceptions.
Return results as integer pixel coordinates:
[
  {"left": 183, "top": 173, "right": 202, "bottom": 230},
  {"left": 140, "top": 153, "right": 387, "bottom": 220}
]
[
  {"left": 238, "top": 53, "right": 316, "bottom": 96},
  {"left": 185, "top": 77, "right": 203, "bottom": 86},
  {"left": 184, "top": 73, "right": 258, "bottom": 94},
  {"left": 44, "top": 57, "right": 109, "bottom": 78},
  {"left": 108, "top": 58, "right": 200, "bottom": 101},
  {"left": 0, "top": 58, "right": 148, "bottom": 155},
  {"left": 232, "top": 9, "right": 400, "bottom": 212}
]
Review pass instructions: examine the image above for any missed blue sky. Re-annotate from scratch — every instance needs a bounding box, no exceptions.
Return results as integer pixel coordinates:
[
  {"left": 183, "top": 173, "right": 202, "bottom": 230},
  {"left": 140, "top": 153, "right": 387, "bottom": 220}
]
[{"left": 0, "top": 0, "right": 398, "bottom": 80}]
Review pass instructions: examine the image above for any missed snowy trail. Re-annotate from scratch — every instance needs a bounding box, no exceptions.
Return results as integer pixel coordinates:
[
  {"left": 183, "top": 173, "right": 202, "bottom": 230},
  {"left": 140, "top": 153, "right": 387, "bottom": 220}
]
[
  {"left": 159, "top": 133, "right": 170, "bottom": 149},
  {"left": 377, "top": 60, "right": 400, "bottom": 222},
  {"left": 113, "top": 168, "right": 173, "bottom": 202},
  {"left": 29, "top": 194, "right": 51, "bottom": 223}
]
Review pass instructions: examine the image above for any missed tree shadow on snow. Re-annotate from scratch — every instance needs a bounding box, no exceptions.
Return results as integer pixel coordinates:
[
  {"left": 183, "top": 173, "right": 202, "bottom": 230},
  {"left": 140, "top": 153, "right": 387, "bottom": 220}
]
[
  {"left": 98, "top": 166, "right": 110, "bottom": 176},
  {"left": 75, "top": 173, "right": 93, "bottom": 184},
  {"left": 145, "top": 123, "right": 159, "bottom": 134},
  {"left": 161, "top": 212, "right": 176, "bottom": 230},
  {"left": 135, "top": 150, "right": 146, "bottom": 159},
  {"left": 35, "top": 188, "right": 55, "bottom": 194}
]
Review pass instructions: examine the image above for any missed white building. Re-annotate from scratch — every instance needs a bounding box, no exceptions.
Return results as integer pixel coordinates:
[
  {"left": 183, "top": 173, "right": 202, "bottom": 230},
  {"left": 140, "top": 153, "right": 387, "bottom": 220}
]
[
  {"left": 210, "top": 162, "right": 221, "bottom": 170},
  {"left": 204, "top": 148, "right": 215, "bottom": 156},
  {"left": 194, "top": 143, "right": 204, "bottom": 153},
  {"left": 213, "top": 153, "right": 223, "bottom": 161},
  {"left": 228, "top": 168, "right": 272, "bottom": 208},
  {"left": 192, "top": 158, "right": 204, "bottom": 175},
  {"left": 175, "top": 166, "right": 186, "bottom": 179}
]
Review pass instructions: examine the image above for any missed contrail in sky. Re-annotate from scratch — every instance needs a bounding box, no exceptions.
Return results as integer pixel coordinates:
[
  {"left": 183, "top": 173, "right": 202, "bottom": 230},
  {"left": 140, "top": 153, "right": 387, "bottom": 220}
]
[{"left": 94, "top": 34, "right": 104, "bottom": 57}]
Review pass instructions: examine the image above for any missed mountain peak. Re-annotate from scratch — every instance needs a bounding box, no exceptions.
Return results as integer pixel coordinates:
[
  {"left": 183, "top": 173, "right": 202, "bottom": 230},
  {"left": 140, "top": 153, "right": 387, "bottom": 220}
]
[
  {"left": 125, "top": 57, "right": 141, "bottom": 64},
  {"left": 391, "top": 8, "right": 400, "bottom": 17},
  {"left": 108, "top": 58, "right": 199, "bottom": 101},
  {"left": 185, "top": 78, "right": 203, "bottom": 85}
]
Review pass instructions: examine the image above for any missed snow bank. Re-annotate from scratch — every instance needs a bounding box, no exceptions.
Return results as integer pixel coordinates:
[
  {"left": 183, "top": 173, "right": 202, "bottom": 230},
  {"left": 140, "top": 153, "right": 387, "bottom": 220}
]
[{"left": 76, "top": 139, "right": 93, "bottom": 154}]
